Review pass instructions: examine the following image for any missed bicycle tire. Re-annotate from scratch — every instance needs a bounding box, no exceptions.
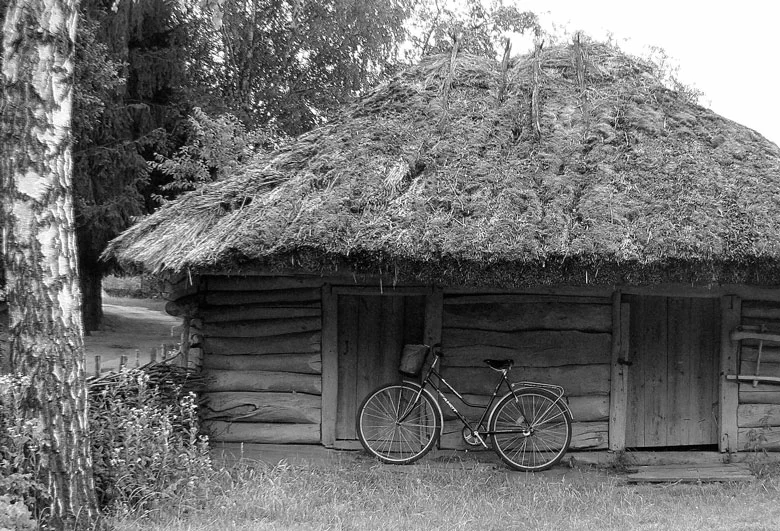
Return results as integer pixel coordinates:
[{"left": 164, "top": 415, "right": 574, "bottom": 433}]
[
  {"left": 356, "top": 383, "right": 441, "bottom": 464},
  {"left": 489, "top": 387, "right": 572, "bottom": 472}
]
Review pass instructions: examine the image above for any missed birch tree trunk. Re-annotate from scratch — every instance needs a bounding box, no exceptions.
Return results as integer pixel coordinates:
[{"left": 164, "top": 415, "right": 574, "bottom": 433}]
[{"left": 0, "top": 0, "right": 101, "bottom": 528}]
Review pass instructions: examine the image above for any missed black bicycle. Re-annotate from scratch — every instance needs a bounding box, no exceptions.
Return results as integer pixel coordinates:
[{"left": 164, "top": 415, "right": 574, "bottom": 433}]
[{"left": 356, "top": 344, "right": 573, "bottom": 471}]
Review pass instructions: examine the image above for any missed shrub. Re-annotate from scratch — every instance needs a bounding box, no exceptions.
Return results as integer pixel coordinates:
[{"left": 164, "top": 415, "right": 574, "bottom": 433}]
[
  {"left": 0, "top": 375, "right": 46, "bottom": 528},
  {"left": 88, "top": 364, "right": 212, "bottom": 515}
]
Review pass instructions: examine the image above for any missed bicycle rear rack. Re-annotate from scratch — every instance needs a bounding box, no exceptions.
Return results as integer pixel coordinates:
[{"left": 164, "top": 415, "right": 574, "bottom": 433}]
[{"left": 511, "top": 381, "right": 572, "bottom": 420}]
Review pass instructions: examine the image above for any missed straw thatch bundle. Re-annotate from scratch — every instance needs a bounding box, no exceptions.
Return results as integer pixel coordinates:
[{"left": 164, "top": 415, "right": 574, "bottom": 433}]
[{"left": 105, "top": 40, "right": 780, "bottom": 287}]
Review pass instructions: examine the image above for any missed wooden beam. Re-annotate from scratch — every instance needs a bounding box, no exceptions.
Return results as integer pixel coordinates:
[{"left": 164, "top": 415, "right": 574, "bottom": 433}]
[
  {"left": 203, "top": 369, "right": 321, "bottom": 394},
  {"left": 320, "top": 285, "right": 338, "bottom": 447},
  {"left": 203, "top": 392, "right": 321, "bottom": 424},
  {"left": 203, "top": 421, "right": 320, "bottom": 444},
  {"left": 424, "top": 288, "right": 443, "bottom": 347},
  {"left": 731, "top": 330, "right": 780, "bottom": 344},
  {"left": 204, "top": 275, "right": 324, "bottom": 291},
  {"left": 609, "top": 294, "right": 630, "bottom": 451},
  {"left": 202, "top": 353, "right": 322, "bottom": 374},
  {"left": 719, "top": 295, "right": 741, "bottom": 453}
]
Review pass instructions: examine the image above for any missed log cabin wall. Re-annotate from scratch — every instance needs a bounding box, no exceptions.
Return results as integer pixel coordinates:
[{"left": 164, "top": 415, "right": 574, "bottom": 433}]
[
  {"left": 735, "top": 299, "right": 780, "bottom": 452},
  {"left": 197, "top": 275, "right": 325, "bottom": 445},
  {"left": 438, "top": 292, "right": 613, "bottom": 451}
]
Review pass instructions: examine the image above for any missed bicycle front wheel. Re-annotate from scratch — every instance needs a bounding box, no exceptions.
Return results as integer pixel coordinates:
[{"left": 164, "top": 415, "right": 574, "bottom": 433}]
[
  {"left": 489, "top": 388, "right": 572, "bottom": 472},
  {"left": 356, "top": 383, "right": 440, "bottom": 464}
]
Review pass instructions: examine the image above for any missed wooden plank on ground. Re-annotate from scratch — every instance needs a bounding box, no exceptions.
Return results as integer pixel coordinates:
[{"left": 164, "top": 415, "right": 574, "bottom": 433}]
[{"left": 626, "top": 463, "right": 753, "bottom": 483}]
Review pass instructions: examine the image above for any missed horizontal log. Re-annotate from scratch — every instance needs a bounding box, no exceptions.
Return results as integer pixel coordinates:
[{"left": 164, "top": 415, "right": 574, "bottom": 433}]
[
  {"left": 165, "top": 296, "right": 198, "bottom": 317},
  {"left": 571, "top": 421, "right": 609, "bottom": 450},
  {"left": 203, "top": 369, "right": 321, "bottom": 394},
  {"left": 201, "top": 304, "right": 321, "bottom": 323},
  {"left": 203, "top": 332, "right": 321, "bottom": 355},
  {"left": 741, "top": 346, "right": 780, "bottom": 364},
  {"left": 741, "top": 301, "right": 780, "bottom": 320},
  {"left": 439, "top": 393, "right": 608, "bottom": 423},
  {"left": 740, "top": 361, "right": 780, "bottom": 379},
  {"left": 731, "top": 330, "right": 780, "bottom": 344},
  {"left": 444, "top": 302, "right": 611, "bottom": 332},
  {"left": 442, "top": 330, "right": 611, "bottom": 366},
  {"left": 739, "top": 388, "right": 780, "bottom": 405},
  {"left": 204, "top": 317, "right": 321, "bottom": 338},
  {"left": 737, "top": 404, "right": 780, "bottom": 428},
  {"left": 205, "top": 288, "right": 321, "bottom": 306},
  {"left": 164, "top": 275, "right": 199, "bottom": 301},
  {"left": 203, "top": 392, "right": 321, "bottom": 424},
  {"left": 444, "top": 294, "right": 611, "bottom": 305},
  {"left": 737, "top": 427, "right": 780, "bottom": 451},
  {"left": 202, "top": 353, "right": 322, "bottom": 374},
  {"left": 440, "top": 365, "right": 610, "bottom": 396},
  {"left": 203, "top": 421, "right": 320, "bottom": 444},
  {"left": 438, "top": 421, "right": 607, "bottom": 451},
  {"left": 204, "top": 275, "right": 324, "bottom": 291}
]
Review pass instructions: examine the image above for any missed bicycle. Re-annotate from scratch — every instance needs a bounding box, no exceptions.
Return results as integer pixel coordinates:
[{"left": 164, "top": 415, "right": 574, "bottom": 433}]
[{"left": 356, "top": 344, "right": 573, "bottom": 471}]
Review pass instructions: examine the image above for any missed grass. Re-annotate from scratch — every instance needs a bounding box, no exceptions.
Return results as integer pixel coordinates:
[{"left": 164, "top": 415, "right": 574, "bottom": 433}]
[{"left": 109, "top": 459, "right": 780, "bottom": 531}]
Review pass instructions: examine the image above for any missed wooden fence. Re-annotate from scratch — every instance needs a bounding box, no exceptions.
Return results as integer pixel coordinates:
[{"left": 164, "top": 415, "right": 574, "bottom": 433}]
[{"left": 93, "top": 342, "right": 189, "bottom": 376}]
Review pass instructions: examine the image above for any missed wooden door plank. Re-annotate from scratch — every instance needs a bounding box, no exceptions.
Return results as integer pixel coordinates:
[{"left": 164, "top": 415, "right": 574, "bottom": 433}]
[
  {"left": 336, "top": 295, "right": 359, "bottom": 440},
  {"left": 320, "top": 287, "right": 338, "bottom": 446},
  {"left": 627, "top": 296, "right": 669, "bottom": 447},
  {"left": 666, "top": 297, "right": 691, "bottom": 446},
  {"left": 719, "top": 295, "right": 741, "bottom": 453},
  {"left": 380, "top": 296, "right": 405, "bottom": 386},
  {"left": 357, "top": 296, "right": 382, "bottom": 412},
  {"left": 609, "top": 293, "right": 629, "bottom": 451},
  {"left": 698, "top": 298, "right": 720, "bottom": 444}
]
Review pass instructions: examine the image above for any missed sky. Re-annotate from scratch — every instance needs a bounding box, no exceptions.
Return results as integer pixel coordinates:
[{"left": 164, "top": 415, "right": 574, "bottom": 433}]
[{"left": 517, "top": 1, "right": 780, "bottom": 146}]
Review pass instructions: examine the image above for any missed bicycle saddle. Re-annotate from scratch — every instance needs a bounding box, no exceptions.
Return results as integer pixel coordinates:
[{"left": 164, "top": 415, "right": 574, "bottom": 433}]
[{"left": 484, "top": 359, "right": 513, "bottom": 371}]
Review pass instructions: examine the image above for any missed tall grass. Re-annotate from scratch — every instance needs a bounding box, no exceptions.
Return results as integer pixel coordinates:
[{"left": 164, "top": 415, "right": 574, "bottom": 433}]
[{"left": 111, "top": 460, "right": 780, "bottom": 531}]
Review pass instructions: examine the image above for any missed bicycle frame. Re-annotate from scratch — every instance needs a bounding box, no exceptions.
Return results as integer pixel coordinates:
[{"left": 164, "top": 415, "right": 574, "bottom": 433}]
[
  {"left": 403, "top": 349, "right": 511, "bottom": 448},
  {"left": 402, "top": 347, "right": 573, "bottom": 447}
]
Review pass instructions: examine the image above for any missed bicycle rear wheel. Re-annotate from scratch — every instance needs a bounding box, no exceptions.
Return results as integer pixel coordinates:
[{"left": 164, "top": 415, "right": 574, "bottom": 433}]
[
  {"left": 489, "top": 388, "right": 572, "bottom": 471},
  {"left": 356, "top": 383, "right": 440, "bottom": 464}
]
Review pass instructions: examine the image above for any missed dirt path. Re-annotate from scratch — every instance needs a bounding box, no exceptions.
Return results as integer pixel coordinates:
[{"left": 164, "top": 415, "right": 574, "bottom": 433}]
[{"left": 84, "top": 295, "right": 181, "bottom": 375}]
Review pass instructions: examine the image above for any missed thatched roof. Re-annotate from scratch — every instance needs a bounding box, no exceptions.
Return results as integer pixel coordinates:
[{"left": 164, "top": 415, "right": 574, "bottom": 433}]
[{"left": 105, "top": 40, "right": 780, "bottom": 287}]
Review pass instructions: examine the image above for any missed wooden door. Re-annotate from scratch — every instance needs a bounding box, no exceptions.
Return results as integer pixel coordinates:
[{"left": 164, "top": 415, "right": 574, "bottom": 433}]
[
  {"left": 335, "top": 294, "right": 425, "bottom": 442},
  {"left": 626, "top": 296, "right": 720, "bottom": 448}
]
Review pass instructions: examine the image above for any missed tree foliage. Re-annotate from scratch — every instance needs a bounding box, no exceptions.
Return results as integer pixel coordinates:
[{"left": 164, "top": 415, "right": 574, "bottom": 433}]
[
  {"left": 405, "top": 0, "right": 539, "bottom": 60},
  {"left": 187, "top": 0, "right": 412, "bottom": 136}
]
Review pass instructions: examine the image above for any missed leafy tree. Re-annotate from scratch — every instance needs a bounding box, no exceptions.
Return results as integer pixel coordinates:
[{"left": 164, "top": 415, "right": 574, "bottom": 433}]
[
  {"left": 1, "top": 0, "right": 101, "bottom": 527},
  {"left": 405, "top": 0, "right": 539, "bottom": 60},
  {"left": 74, "top": 0, "right": 191, "bottom": 331},
  {"left": 186, "top": 0, "right": 413, "bottom": 136}
]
